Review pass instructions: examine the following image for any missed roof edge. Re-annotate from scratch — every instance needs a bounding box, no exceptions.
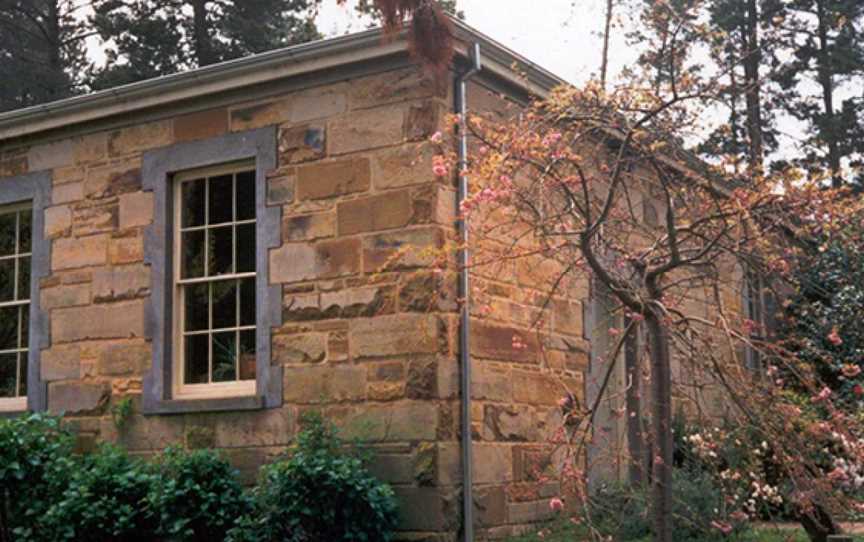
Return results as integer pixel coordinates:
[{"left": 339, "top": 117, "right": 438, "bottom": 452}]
[{"left": 0, "top": 16, "right": 568, "bottom": 145}]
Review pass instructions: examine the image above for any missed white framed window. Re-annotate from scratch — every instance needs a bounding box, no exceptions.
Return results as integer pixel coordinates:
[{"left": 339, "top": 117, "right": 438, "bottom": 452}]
[
  {"left": 0, "top": 203, "right": 31, "bottom": 412},
  {"left": 172, "top": 162, "right": 257, "bottom": 400}
]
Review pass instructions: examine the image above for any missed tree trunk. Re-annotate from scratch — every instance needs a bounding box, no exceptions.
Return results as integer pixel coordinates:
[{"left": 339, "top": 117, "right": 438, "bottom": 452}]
[
  {"left": 46, "top": 0, "right": 63, "bottom": 101},
  {"left": 190, "top": 0, "right": 216, "bottom": 67},
  {"left": 624, "top": 318, "right": 646, "bottom": 486},
  {"left": 799, "top": 500, "right": 841, "bottom": 542},
  {"left": 742, "top": 0, "right": 764, "bottom": 175},
  {"left": 645, "top": 311, "right": 673, "bottom": 542},
  {"left": 600, "top": 0, "right": 613, "bottom": 90},
  {"left": 815, "top": 0, "right": 842, "bottom": 187}
]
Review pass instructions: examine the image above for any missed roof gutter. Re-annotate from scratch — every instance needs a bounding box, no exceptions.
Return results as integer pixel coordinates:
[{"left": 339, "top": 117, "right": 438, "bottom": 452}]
[{"left": 455, "top": 42, "right": 482, "bottom": 542}]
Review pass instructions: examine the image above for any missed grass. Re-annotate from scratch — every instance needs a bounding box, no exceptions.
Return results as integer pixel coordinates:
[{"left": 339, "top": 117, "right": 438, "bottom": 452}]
[{"left": 504, "top": 519, "right": 862, "bottom": 542}]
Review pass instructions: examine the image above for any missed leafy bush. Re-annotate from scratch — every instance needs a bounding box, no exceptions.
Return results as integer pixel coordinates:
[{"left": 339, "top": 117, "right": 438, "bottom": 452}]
[
  {"left": 229, "top": 412, "right": 399, "bottom": 542},
  {"left": 40, "top": 444, "right": 159, "bottom": 542},
  {"left": 150, "top": 446, "right": 250, "bottom": 541},
  {"left": 0, "top": 413, "right": 75, "bottom": 542}
]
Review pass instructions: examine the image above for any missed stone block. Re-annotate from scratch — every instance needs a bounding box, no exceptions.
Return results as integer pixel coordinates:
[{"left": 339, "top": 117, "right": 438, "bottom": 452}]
[
  {"left": 97, "top": 340, "right": 151, "bottom": 376},
  {"left": 28, "top": 139, "right": 73, "bottom": 170},
  {"left": 44, "top": 205, "right": 72, "bottom": 239},
  {"left": 552, "top": 298, "right": 583, "bottom": 337},
  {"left": 406, "top": 356, "right": 437, "bottom": 399},
  {"left": 105, "top": 414, "right": 186, "bottom": 452},
  {"left": 230, "top": 99, "right": 291, "bottom": 131},
  {"left": 48, "top": 381, "right": 110, "bottom": 414},
  {"left": 372, "top": 144, "right": 436, "bottom": 190},
  {"left": 73, "top": 132, "right": 108, "bottom": 164},
  {"left": 295, "top": 158, "right": 371, "bottom": 200},
  {"left": 0, "top": 155, "right": 27, "bottom": 177},
  {"left": 118, "top": 191, "right": 154, "bottom": 229},
  {"left": 52, "top": 234, "right": 109, "bottom": 270},
  {"left": 283, "top": 364, "right": 366, "bottom": 403},
  {"left": 350, "top": 314, "right": 439, "bottom": 358},
  {"left": 508, "top": 500, "right": 555, "bottom": 525},
  {"left": 337, "top": 190, "right": 412, "bottom": 235},
  {"left": 319, "top": 285, "right": 395, "bottom": 318},
  {"left": 512, "top": 370, "right": 567, "bottom": 407},
  {"left": 367, "top": 381, "right": 404, "bottom": 401},
  {"left": 482, "top": 404, "right": 538, "bottom": 442},
  {"left": 109, "top": 234, "right": 144, "bottom": 264},
  {"left": 471, "top": 363, "right": 513, "bottom": 403},
  {"left": 71, "top": 201, "right": 118, "bottom": 236},
  {"left": 473, "top": 443, "right": 513, "bottom": 484},
  {"left": 209, "top": 408, "right": 294, "bottom": 448},
  {"left": 278, "top": 124, "right": 326, "bottom": 163},
  {"left": 329, "top": 108, "right": 404, "bottom": 155},
  {"left": 283, "top": 212, "right": 335, "bottom": 241},
  {"left": 290, "top": 89, "right": 347, "bottom": 123},
  {"left": 51, "top": 300, "right": 145, "bottom": 343},
  {"left": 92, "top": 264, "right": 150, "bottom": 302},
  {"left": 267, "top": 174, "right": 295, "bottom": 205},
  {"left": 367, "top": 361, "right": 405, "bottom": 382},
  {"left": 362, "top": 227, "right": 444, "bottom": 272},
  {"left": 349, "top": 69, "right": 437, "bottom": 110},
  {"left": 53, "top": 165, "right": 84, "bottom": 185},
  {"left": 339, "top": 401, "right": 439, "bottom": 442},
  {"left": 404, "top": 102, "right": 441, "bottom": 142},
  {"left": 471, "top": 320, "right": 539, "bottom": 364},
  {"left": 272, "top": 333, "right": 327, "bottom": 364},
  {"left": 437, "top": 442, "right": 462, "bottom": 485},
  {"left": 399, "top": 271, "right": 457, "bottom": 313},
  {"left": 174, "top": 108, "right": 228, "bottom": 142},
  {"left": 475, "top": 486, "right": 507, "bottom": 528},
  {"left": 393, "top": 487, "right": 458, "bottom": 532},
  {"left": 40, "top": 344, "right": 81, "bottom": 381},
  {"left": 367, "top": 452, "right": 415, "bottom": 484},
  {"left": 53, "top": 181, "right": 84, "bottom": 204},
  {"left": 270, "top": 238, "right": 361, "bottom": 284},
  {"left": 84, "top": 164, "right": 142, "bottom": 199},
  {"left": 108, "top": 121, "right": 172, "bottom": 156},
  {"left": 41, "top": 282, "right": 90, "bottom": 309}
]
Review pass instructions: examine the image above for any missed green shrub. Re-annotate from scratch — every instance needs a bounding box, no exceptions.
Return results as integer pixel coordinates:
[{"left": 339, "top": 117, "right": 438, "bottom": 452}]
[
  {"left": 150, "top": 446, "right": 250, "bottom": 541},
  {"left": 0, "top": 413, "right": 74, "bottom": 542},
  {"left": 229, "top": 412, "right": 399, "bottom": 542},
  {"left": 41, "top": 444, "right": 159, "bottom": 542}
]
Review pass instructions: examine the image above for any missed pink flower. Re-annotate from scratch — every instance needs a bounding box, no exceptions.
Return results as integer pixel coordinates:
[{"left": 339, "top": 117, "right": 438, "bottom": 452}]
[
  {"left": 433, "top": 163, "right": 448, "bottom": 177},
  {"left": 855, "top": 384, "right": 864, "bottom": 397},
  {"left": 711, "top": 521, "right": 733, "bottom": 535},
  {"left": 828, "top": 328, "right": 843, "bottom": 346},
  {"left": 549, "top": 498, "right": 564, "bottom": 512},
  {"left": 841, "top": 364, "right": 861, "bottom": 378},
  {"left": 827, "top": 467, "right": 848, "bottom": 482},
  {"left": 608, "top": 327, "right": 621, "bottom": 336},
  {"left": 811, "top": 386, "right": 832, "bottom": 403},
  {"left": 429, "top": 131, "right": 443, "bottom": 144}
]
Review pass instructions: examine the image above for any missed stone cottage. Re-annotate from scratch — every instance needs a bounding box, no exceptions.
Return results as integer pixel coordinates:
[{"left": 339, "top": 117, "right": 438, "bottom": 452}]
[{"left": 0, "top": 16, "right": 743, "bottom": 542}]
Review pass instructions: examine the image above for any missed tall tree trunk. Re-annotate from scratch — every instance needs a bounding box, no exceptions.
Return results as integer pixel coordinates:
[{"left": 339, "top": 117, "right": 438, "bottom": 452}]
[
  {"left": 815, "top": 0, "right": 842, "bottom": 187},
  {"left": 600, "top": 0, "right": 614, "bottom": 90},
  {"left": 645, "top": 310, "right": 673, "bottom": 542},
  {"left": 46, "top": 0, "right": 63, "bottom": 101},
  {"left": 742, "top": 0, "right": 764, "bottom": 175},
  {"left": 624, "top": 319, "right": 646, "bottom": 486},
  {"left": 191, "top": 0, "right": 215, "bottom": 66}
]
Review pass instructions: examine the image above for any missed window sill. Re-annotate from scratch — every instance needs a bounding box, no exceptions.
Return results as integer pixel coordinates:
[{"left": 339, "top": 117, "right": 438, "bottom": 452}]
[{"left": 142, "top": 394, "right": 264, "bottom": 415}]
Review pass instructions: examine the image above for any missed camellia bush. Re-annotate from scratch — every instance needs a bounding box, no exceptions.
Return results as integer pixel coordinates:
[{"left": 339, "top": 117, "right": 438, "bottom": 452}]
[{"left": 0, "top": 413, "right": 399, "bottom": 542}]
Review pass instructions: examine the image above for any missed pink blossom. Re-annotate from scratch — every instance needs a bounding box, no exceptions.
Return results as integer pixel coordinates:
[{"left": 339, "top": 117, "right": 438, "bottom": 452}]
[
  {"left": 828, "top": 328, "right": 843, "bottom": 346},
  {"left": 429, "top": 131, "right": 443, "bottom": 144},
  {"left": 841, "top": 364, "right": 861, "bottom": 378},
  {"left": 827, "top": 467, "right": 848, "bottom": 482},
  {"left": 710, "top": 521, "right": 733, "bottom": 535},
  {"left": 855, "top": 384, "right": 864, "bottom": 397},
  {"left": 811, "top": 386, "right": 832, "bottom": 403},
  {"left": 432, "top": 163, "right": 448, "bottom": 177},
  {"left": 549, "top": 498, "right": 564, "bottom": 512}
]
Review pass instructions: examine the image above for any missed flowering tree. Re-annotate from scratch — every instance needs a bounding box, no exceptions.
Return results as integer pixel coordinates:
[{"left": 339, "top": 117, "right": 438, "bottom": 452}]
[{"left": 353, "top": 1, "right": 864, "bottom": 540}]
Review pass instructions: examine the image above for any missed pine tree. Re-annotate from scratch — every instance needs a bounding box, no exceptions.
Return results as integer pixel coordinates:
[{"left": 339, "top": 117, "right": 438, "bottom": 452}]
[
  {"left": 778, "top": 0, "right": 864, "bottom": 187},
  {"left": 89, "top": 0, "right": 322, "bottom": 90},
  {"left": 0, "top": 0, "right": 89, "bottom": 112}
]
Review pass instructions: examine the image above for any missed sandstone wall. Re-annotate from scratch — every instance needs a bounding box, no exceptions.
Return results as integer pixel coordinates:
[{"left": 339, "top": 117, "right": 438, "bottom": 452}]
[{"left": 1, "top": 65, "right": 471, "bottom": 541}]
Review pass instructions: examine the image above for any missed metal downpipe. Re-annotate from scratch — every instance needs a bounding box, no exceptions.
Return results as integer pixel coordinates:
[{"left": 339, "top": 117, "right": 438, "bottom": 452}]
[{"left": 456, "top": 42, "right": 482, "bottom": 542}]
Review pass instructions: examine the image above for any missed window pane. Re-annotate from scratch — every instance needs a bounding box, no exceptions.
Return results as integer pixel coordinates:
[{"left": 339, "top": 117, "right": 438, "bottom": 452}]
[
  {"left": 17, "top": 256, "right": 29, "bottom": 301},
  {"left": 0, "top": 354, "right": 16, "bottom": 398},
  {"left": 0, "top": 259, "right": 13, "bottom": 302},
  {"left": 184, "top": 283, "right": 209, "bottom": 332},
  {"left": 0, "top": 213, "right": 15, "bottom": 256},
  {"left": 212, "top": 332, "right": 237, "bottom": 382},
  {"left": 184, "top": 334, "right": 209, "bottom": 384},
  {"left": 208, "top": 226, "right": 233, "bottom": 276},
  {"left": 181, "top": 230, "right": 206, "bottom": 279},
  {"left": 19, "top": 306, "right": 28, "bottom": 348},
  {"left": 18, "top": 210, "right": 31, "bottom": 254},
  {"left": 240, "top": 278, "right": 255, "bottom": 327},
  {"left": 236, "top": 224, "right": 255, "bottom": 273},
  {"left": 212, "top": 280, "right": 237, "bottom": 330},
  {"left": 0, "top": 307, "right": 17, "bottom": 351},
  {"left": 236, "top": 171, "right": 256, "bottom": 221},
  {"left": 208, "top": 175, "right": 233, "bottom": 225},
  {"left": 182, "top": 179, "right": 206, "bottom": 228},
  {"left": 18, "top": 352, "right": 26, "bottom": 397},
  {"left": 239, "top": 330, "right": 256, "bottom": 381}
]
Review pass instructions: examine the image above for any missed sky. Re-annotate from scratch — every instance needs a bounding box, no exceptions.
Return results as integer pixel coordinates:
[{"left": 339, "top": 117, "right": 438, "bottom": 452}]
[{"left": 314, "top": 0, "right": 638, "bottom": 86}]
